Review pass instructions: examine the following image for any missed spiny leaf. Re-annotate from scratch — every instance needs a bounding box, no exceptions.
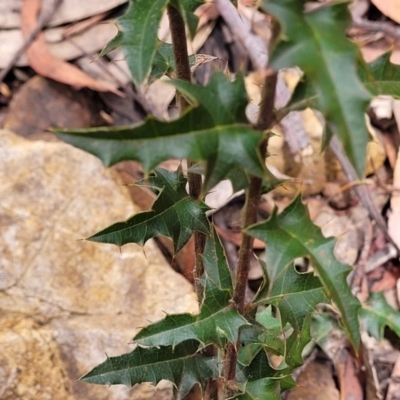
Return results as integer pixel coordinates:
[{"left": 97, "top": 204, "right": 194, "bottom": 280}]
[
  {"left": 237, "top": 308, "right": 285, "bottom": 367},
  {"left": 239, "top": 310, "right": 313, "bottom": 370},
  {"left": 359, "top": 51, "right": 400, "bottom": 98},
  {"left": 254, "top": 261, "right": 328, "bottom": 332},
  {"left": 118, "top": 0, "right": 169, "bottom": 86},
  {"left": 287, "top": 52, "right": 400, "bottom": 115},
  {"left": 149, "top": 42, "right": 196, "bottom": 84},
  {"left": 234, "top": 350, "right": 295, "bottom": 400},
  {"left": 247, "top": 195, "right": 361, "bottom": 350},
  {"left": 87, "top": 168, "right": 210, "bottom": 253},
  {"left": 171, "top": 73, "right": 248, "bottom": 125},
  {"left": 231, "top": 379, "right": 281, "bottom": 400},
  {"left": 133, "top": 229, "right": 249, "bottom": 348},
  {"left": 56, "top": 73, "right": 266, "bottom": 192},
  {"left": 81, "top": 340, "right": 217, "bottom": 398},
  {"left": 262, "top": 0, "right": 371, "bottom": 177},
  {"left": 360, "top": 291, "right": 400, "bottom": 340},
  {"left": 200, "top": 226, "right": 233, "bottom": 292},
  {"left": 256, "top": 307, "right": 286, "bottom": 356}
]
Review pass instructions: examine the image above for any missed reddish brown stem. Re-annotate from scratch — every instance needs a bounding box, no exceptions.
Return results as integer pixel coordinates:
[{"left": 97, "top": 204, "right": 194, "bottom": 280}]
[
  {"left": 167, "top": 4, "right": 206, "bottom": 302},
  {"left": 223, "top": 71, "right": 278, "bottom": 389},
  {"left": 167, "top": 4, "right": 191, "bottom": 112}
]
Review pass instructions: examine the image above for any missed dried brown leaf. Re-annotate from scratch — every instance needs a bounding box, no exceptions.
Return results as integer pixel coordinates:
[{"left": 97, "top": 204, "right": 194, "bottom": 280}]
[{"left": 21, "top": 0, "right": 122, "bottom": 96}]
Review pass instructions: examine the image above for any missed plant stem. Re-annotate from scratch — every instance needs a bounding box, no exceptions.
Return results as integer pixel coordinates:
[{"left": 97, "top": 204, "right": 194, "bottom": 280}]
[
  {"left": 167, "top": 4, "right": 191, "bottom": 112},
  {"left": 223, "top": 70, "right": 278, "bottom": 388},
  {"left": 167, "top": 4, "right": 206, "bottom": 302}
]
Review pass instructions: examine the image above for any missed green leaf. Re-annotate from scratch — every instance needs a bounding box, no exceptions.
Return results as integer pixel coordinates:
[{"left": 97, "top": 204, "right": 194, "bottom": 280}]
[
  {"left": 171, "top": 72, "right": 248, "bottom": 125},
  {"left": 231, "top": 379, "right": 281, "bottom": 400},
  {"left": 55, "top": 73, "right": 266, "bottom": 192},
  {"left": 262, "top": 0, "right": 371, "bottom": 177},
  {"left": 86, "top": 168, "right": 209, "bottom": 253},
  {"left": 99, "top": 29, "right": 123, "bottom": 58},
  {"left": 234, "top": 350, "right": 295, "bottom": 400},
  {"left": 200, "top": 226, "right": 233, "bottom": 292},
  {"left": 284, "top": 313, "right": 312, "bottom": 367},
  {"left": 247, "top": 195, "right": 361, "bottom": 350},
  {"left": 256, "top": 307, "right": 286, "bottom": 355},
  {"left": 170, "top": 0, "right": 201, "bottom": 39},
  {"left": 359, "top": 52, "right": 400, "bottom": 98},
  {"left": 133, "top": 229, "right": 249, "bottom": 348},
  {"left": 254, "top": 261, "right": 328, "bottom": 332},
  {"left": 149, "top": 42, "right": 196, "bottom": 84},
  {"left": 287, "top": 52, "right": 400, "bottom": 114},
  {"left": 360, "top": 291, "right": 400, "bottom": 340},
  {"left": 118, "top": 0, "right": 169, "bottom": 86},
  {"left": 239, "top": 310, "right": 313, "bottom": 370},
  {"left": 237, "top": 309, "right": 285, "bottom": 367},
  {"left": 81, "top": 340, "right": 217, "bottom": 398}
]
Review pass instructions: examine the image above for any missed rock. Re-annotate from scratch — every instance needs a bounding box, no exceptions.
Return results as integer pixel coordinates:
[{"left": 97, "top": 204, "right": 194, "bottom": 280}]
[{"left": 0, "top": 130, "right": 198, "bottom": 399}]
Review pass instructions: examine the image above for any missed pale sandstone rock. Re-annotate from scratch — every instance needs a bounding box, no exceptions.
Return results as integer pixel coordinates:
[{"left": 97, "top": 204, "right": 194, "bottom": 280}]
[{"left": 0, "top": 130, "right": 198, "bottom": 399}]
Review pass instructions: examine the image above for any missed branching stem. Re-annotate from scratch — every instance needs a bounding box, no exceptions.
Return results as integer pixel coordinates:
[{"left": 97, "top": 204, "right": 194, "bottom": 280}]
[{"left": 167, "top": 4, "right": 206, "bottom": 303}]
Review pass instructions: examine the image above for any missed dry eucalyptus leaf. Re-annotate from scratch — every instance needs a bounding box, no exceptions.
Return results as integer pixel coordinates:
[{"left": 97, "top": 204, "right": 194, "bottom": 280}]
[
  {"left": 0, "top": 23, "right": 118, "bottom": 68},
  {"left": 0, "top": 0, "right": 127, "bottom": 29},
  {"left": 21, "top": 0, "right": 122, "bottom": 95}
]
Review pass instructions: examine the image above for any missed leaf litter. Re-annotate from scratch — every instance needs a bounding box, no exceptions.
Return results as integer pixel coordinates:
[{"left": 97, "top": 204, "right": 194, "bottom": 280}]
[{"left": 4, "top": 0, "right": 400, "bottom": 398}]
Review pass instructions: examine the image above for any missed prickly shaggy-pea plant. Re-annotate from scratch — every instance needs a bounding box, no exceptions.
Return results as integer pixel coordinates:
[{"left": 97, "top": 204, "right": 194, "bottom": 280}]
[{"left": 55, "top": 0, "right": 400, "bottom": 398}]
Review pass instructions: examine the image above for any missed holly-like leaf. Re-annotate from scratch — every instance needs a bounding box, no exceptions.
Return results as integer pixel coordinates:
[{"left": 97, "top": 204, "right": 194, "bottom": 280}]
[
  {"left": 56, "top": 73, "right": 266, "bottom": 192},
  {"left": 234, "top": 350, "right": 295, "bottom": 400},
  {"left": 287, "top": 52, "right": 400, "bottom": 115},
  {"left": 149, "top": 42, "right": 196, "bottom": 84},
  {"left": 87, "top": 168, "right": 210, "bottom": 253},
  {"left": 237, "top": 308, "right": 285, "bottom": 367},
  {"left": 81, "top": 340, "right": 217, "bottom": 398},
  {"left": 200, "top": 226, "right": 233, "bottom": 292},
  {"left": 232, "top": 379, "right": 281, "bottom": 400},
  {"left": 247, "top": 195, "right": 361, "bottom": 350},
  {"left": 133, "top": 229, "right": 249, "bottom": 348},
  {"left": 262, "top": 0, "right": 371, "bottom": 177},
  {"left": 239, "top": 309, "right": 313, "bottom": 370},
  {"left": 360, "top": 291, "right": 400, "bottom": 340},
  {"left": 359, "top": 52, "right": 400, "bottom": 98},
  {"left": 118, "top": 0, "right": 169, "bottom": 86},
  {"left": 171, "top": 73, "right": 248, "bottom": 125},
  {"left": 256, "top": 307, "right": 286, "bottom": 356},
  {"left": 254, "top": 261, "right": 328, "bottom": 332}
]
